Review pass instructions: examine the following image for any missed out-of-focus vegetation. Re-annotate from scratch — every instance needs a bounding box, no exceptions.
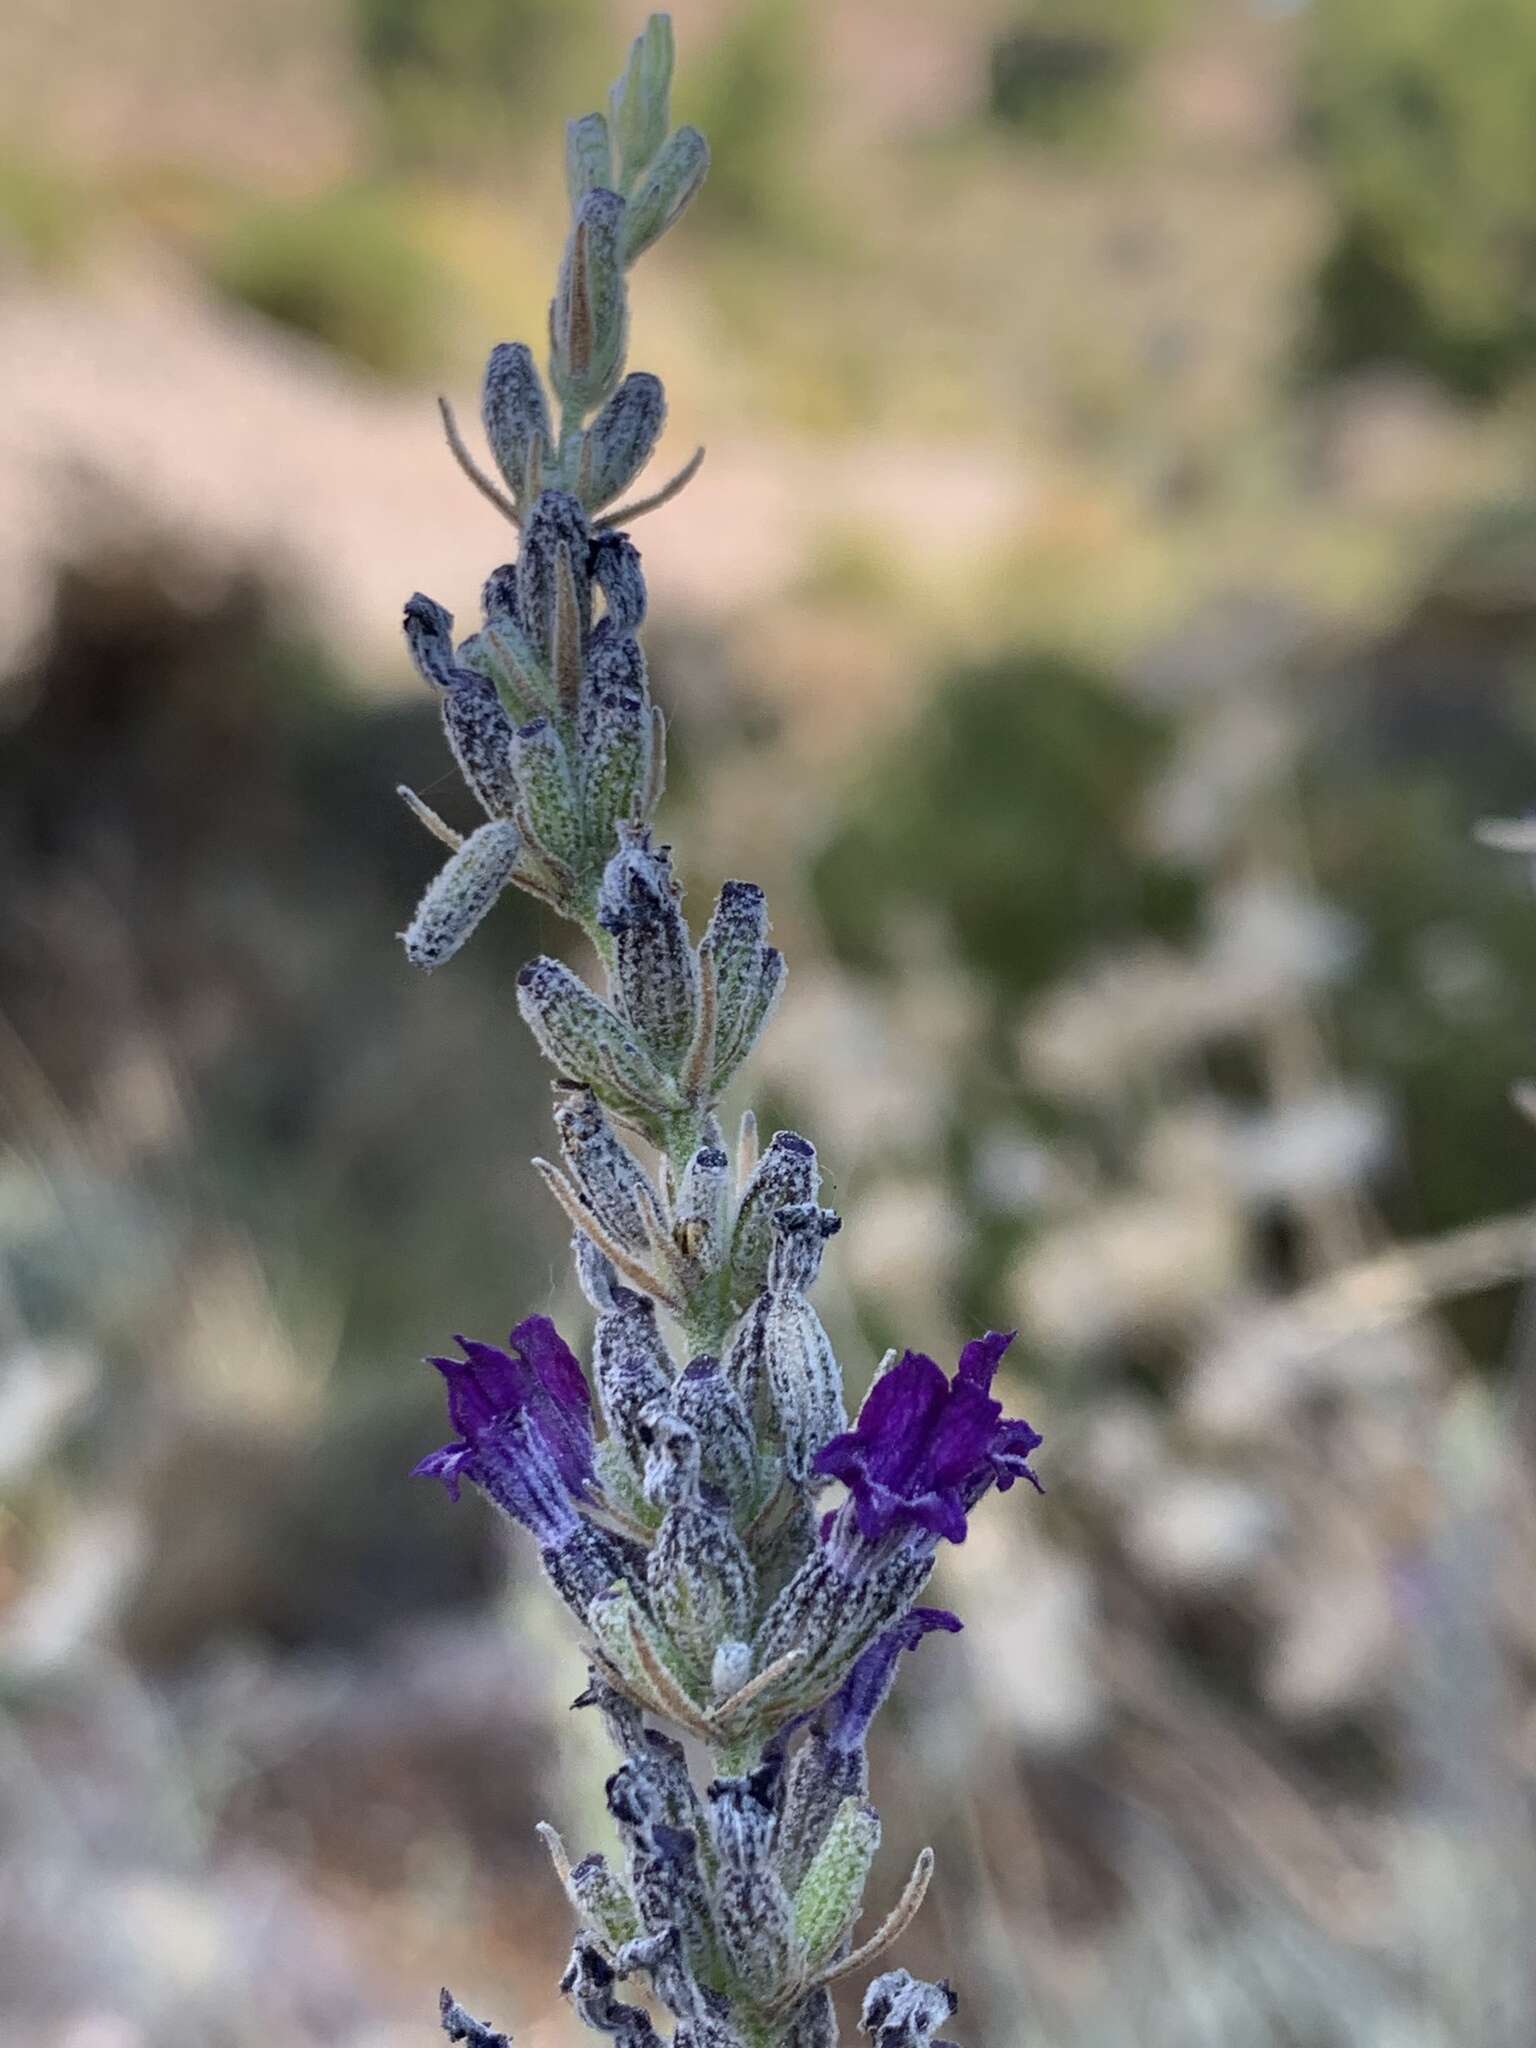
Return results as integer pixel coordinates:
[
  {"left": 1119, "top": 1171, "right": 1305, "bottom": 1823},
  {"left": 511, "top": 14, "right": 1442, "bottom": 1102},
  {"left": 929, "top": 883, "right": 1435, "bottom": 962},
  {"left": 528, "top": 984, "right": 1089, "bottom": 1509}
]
[
  {"left": 359, "top": 0, "right": 600, "bottom": 165},
  {"left": 676, "top": 0, "right": 810, "bottom": 239},
  {"left": 208, "top": 186, "right": 449, "bottom": 374},
  {"left": 1303, "top": 0, "right": 1536, "bottom": 396},
  {"left": 0, "top": 150, "right": 90, "bottom": 269},
  {"left": 987, "top": 0, "right": 1189, "bottom": 143},
  {"left": 7, "top": 0, "right": 1536, "bottom": 2043},
  {"left": 813, "top": 654, "right": 1194, "bottom": 995}
]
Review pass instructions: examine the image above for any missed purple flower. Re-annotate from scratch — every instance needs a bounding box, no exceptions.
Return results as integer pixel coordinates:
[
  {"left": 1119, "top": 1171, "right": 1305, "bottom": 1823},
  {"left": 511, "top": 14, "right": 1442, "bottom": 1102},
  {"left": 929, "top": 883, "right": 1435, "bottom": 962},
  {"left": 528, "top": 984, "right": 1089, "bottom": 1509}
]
[
  {"left": 813, "top": 1331, "right": 1041, "bottom": 1548},
  {"left": 414, "top": 1314, "right": 595, "bottom": 1544},
  {"left": 821, "top": 1607, "right": 962, "bottom": 1757}
]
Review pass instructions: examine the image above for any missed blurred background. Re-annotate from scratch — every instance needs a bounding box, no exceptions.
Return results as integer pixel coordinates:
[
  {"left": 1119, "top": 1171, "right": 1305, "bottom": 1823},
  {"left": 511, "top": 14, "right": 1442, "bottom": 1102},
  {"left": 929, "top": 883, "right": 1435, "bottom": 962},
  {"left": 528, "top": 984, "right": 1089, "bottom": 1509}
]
[{"left": 6, "top": 0, "right": 1536, "bottom": 2041}]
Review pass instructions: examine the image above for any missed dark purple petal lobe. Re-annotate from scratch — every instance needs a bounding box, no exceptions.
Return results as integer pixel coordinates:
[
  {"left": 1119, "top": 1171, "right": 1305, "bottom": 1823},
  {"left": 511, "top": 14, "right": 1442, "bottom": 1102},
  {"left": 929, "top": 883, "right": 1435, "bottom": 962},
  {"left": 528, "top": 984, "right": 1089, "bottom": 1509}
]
[
  {"left": 411, "top": 1441, "right": 475, "bottom": 1500},
  {"left": 823, "top": 1606, "right": 964, "bottom": 1755},
  {"left": 955, "top": 1329, "right": 1015, "bottom": 1392}
]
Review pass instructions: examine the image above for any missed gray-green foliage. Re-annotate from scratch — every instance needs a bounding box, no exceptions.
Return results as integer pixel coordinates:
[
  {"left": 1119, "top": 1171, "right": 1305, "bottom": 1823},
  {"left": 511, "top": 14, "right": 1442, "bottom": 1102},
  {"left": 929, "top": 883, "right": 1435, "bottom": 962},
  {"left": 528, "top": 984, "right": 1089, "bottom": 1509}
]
[{"left": 398, "top": 19, "right": 711, "bottom": 977}]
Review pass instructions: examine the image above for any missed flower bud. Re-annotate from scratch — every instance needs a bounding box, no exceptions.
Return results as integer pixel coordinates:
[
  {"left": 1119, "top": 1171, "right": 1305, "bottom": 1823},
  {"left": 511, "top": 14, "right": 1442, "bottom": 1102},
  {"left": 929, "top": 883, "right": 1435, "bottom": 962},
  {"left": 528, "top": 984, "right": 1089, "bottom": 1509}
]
[
  {"left": 439, "top": 1989, "right": 509, "bottom": 2048},
  {"left": 516, "top": 954, "right": 672, "bottom": 1119},
  {"left": 648, "top": 1471, "right": 757, "bottom": 1680},
  {"left": 588, "top": 1581, "right": 662, "bottom": 1700},
  {"left": 599, "top": 828, "right": 700, "bottom": 1068},
  {"left": 750, "top": 1488, "right": 818, "bottom": 1607},
  {"left": 594, "top": 1289, "right": 674, "bottom": 1471},
  {"left": 402, "top": 591, "right": 456, "bottom": 687},
  {"left": 780, "top": 1736, "right": 860, "bottom": 1894},
  {"left": 517, "top": 490, "right": 592, "bottom": 673},
  {"left": 730, "top": 1130, "right": 819, "bottom": 1304},
  {"left": 606, "top": 1764, "right": 714, "bottom": 1966},
  {"left": 676, "top": 1144, "right": 729, "bottom": 1268},
  {"left": 724, "top": 946, "right": 784, "bottom": 1089},
  {"left": 560, "top": 1941, "right": 662, "bottom": 2047},
  {"left": 768, "top": 1203, "right": 842, "bottom": 1296},
  {"left": 673, "top": 1356, "right": 757, "bottom": 1509},
  {"left": 556, "top": 1088, "right": 656, "bottom": 1254},
  {"left": 639, "top": 1405, "right": 701, "bottom": 1510},
  {"left": 481, "top": 341, "right": 552, "bottom": 506},
  {"left": 543, "top": 1516, "right": 649, "bottom": 1629},
  {"left": 623, "top": 125, "right": 709, "bottom": 264},
  {"left": 550, "top": 188, "right": 629, "bottom": 414},
  {"left": 860, "top": 1971, "right": 959, "bottom": 2047},
  {"left": 461, "top": 566, "right": 556, "bottom": 720},
  {"left": 510, "top": 716, "right": 582, "bottom": 870},
  {"left": 569, "top": 1851, "right": 641, "bottom": 1949},
  {"left": 442, "top": 671, "right": 521, "bottom": 820},
  {"left": 752, "top": 1553, "right": 850, "bottom": 1697},
  {"left": 651, "top": 1499, "right": 761, "bottom": 1687},
  {"left": 640, "top": 1822, "right": 715, "bottom": 1970},
  {"left": 605, "top": 1752, "right": 660, "bottom": 1836},
  {"left": 752, "top": 1535, "right": 935, "bottom": 1721},
  {"left": 699, "top": 881, "right": 786, "bottom": 1093},
  {"left": 584, "top": 374, "right": 667, "bottom": 513},
  {"left": 618, "top": 1926, "right": 718, "bottom": 2032},
  {"left": 574, "top": 1232, "right": 622, "bottom": 1312},
  {"left": 580, "top": 628, "right": 653, "bottom": 851},
  {"left": 590, "top": 529, "right": 649, "bottom": 634},
  {"left": 637, "top": 1727, "right": 706, "bottom": 1835},
  {"left": 403, "top": 599, "right": 523, "bottom": 818},
  {"left": 457, "top": 618, "right": 552, "bottom": 724},
  {"left": 707, "top": 1764, "right": 800, "bottom": 2002},
  {"left": 480, "top": 561, "right": 519, "bottom": 621},
  {"left": 566, "top": 110, "right": 614, "bottom": 207},
  {"left": 722, "top": 1295, "right": 768, "bottom": 1416},
  {"left": 766, "top": 1295, "right": 845, "bottom": 1488},
  {"left": 794, "top": 1798, "right": 881, "bottom": 1972},
  {"left": 608, "top": 14, "right": 673, "bottom": 191},
  {"left": 700, "top": 879, "right": 766, "bottom": 1019},
  {"left": 401, "top": 820, "right": 521, "bottom": 971},
  {"left": 785, "top": 1992, "right": 837, "bottom": 2048},
  {"left": 726, "top": 1205, "right": 845, "bottom": 1485},
  {"left": 708, "top": 1758, "right": 782, "bottom": 1867}
]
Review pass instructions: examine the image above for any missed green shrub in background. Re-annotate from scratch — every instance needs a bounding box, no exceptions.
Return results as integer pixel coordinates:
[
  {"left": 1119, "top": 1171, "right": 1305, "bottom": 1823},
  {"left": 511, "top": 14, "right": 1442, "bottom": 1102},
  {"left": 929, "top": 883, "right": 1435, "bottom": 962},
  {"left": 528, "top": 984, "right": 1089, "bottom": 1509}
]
[
  {"left": 208, "top": 186, "right": 446, "bottom": 377},
  {"left": 811, "top": 651, "right": 1197, "bottom": 1335},
  {"left": 1303, "top": 0, "right": 1536, "bottom": 398},
  {"left": 986, "top": 0, "right": 1188, "bottom": 145},
  {"left": 812, "top": 651, "right": 1192, "bottom": 996},
  {"left": 1304, "top": 503, "right": 1536, "bottom": 1256},
  {"left": 812, "top": 538, "right": 1536, "bottom": 1341}
]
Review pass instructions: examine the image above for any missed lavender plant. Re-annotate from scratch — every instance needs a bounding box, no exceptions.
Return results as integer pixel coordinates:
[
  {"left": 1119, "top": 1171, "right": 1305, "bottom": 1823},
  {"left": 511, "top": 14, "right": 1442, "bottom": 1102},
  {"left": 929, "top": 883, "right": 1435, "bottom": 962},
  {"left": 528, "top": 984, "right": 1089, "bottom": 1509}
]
[{"left": 397, "top": 22, "right": 1041, "bottom": 2046}]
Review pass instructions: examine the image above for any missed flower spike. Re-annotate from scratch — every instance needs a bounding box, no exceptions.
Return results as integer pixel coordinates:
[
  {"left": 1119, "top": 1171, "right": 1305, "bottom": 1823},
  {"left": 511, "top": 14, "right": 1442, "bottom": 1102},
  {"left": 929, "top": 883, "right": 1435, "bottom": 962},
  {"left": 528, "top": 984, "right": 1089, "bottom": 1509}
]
[{"left": 397, "top": 17, "right": 1041, "bottom": 2041}]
